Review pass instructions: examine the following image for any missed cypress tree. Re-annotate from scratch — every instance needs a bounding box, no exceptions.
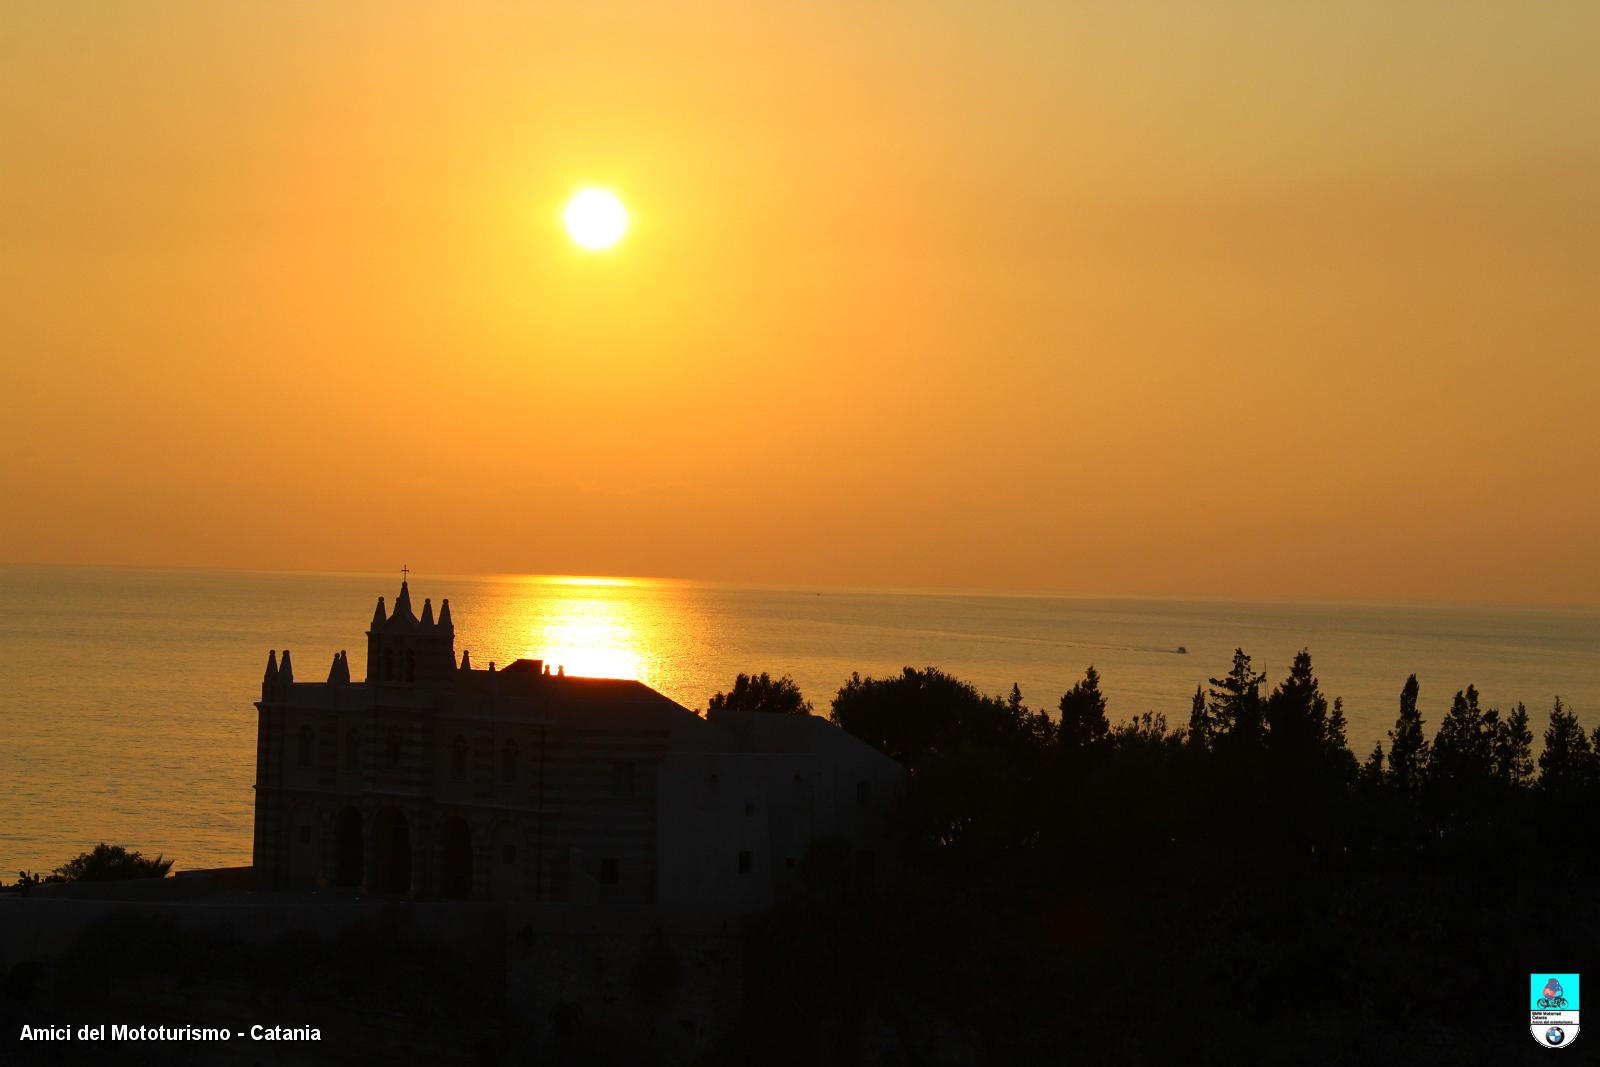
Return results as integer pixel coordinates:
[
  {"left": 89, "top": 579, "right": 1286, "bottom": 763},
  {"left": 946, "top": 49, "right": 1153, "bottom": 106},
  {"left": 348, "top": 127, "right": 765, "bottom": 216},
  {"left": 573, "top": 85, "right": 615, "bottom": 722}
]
[{"left": 1386, "top": 674, "right": 1429, "bottom": 798}]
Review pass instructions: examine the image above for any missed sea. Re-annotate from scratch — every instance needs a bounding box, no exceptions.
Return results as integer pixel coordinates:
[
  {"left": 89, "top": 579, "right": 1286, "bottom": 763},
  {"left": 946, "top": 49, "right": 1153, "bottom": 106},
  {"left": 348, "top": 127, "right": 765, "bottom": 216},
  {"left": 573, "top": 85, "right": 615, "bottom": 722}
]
[{"left": 1, "top": 564, "right": 1595, "bottom": 875}]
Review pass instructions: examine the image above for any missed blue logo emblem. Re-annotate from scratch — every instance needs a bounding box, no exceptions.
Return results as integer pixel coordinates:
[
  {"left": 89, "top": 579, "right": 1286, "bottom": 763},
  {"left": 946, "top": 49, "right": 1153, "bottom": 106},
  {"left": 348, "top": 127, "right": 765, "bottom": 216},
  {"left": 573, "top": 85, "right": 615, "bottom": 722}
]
[{"left": 1531, "top": 973, "right": 1581, "bottom": 1049}]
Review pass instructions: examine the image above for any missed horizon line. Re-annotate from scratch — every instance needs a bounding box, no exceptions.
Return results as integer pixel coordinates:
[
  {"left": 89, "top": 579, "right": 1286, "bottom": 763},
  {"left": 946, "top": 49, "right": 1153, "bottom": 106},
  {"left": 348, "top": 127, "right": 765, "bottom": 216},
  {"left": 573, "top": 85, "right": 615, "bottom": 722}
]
[{"left": 1, "top": 559, "right": 1596, "bottom": 614}]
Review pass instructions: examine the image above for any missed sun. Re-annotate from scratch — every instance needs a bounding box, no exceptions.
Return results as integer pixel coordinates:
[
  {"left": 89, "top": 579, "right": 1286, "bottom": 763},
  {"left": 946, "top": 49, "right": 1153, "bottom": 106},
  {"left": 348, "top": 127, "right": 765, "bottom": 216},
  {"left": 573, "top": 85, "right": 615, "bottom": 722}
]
[{"left": 563, "top": 188, "right": 629, "bottom": 250}]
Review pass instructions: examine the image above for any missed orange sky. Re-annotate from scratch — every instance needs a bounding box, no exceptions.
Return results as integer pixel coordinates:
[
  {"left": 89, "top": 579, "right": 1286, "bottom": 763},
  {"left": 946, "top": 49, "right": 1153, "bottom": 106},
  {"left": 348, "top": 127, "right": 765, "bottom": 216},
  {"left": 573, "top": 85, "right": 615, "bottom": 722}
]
[{"left": 3, "top": 2, "right": 1597, "bottom": 603}]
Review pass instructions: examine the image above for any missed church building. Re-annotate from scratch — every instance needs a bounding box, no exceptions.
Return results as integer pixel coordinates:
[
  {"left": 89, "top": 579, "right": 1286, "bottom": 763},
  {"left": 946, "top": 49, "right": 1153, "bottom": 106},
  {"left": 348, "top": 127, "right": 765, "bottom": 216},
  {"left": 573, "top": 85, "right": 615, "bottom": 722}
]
[{"left": 251, "top": 579, "right": 903, "bottom": 909}]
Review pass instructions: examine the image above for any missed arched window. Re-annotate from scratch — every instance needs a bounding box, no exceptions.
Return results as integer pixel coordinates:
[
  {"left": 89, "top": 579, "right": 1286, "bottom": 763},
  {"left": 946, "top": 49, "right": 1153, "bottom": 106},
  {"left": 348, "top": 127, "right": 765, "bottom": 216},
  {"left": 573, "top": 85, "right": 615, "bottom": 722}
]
[
  {"left": 452, "top": 734, "right": 467, "bottom": 780},
  {"left": 386, "top": 726, "right": 402, "bottom": 768},
  {"left": 405, "top": 649, "right": 416, "bottom": 683},
  {"left": 298, "top": 725, "right": 313, "bottom": 768},
  {"left": 502, "top": 739, "right": 518, "bottom": 783},
  {"left": 344, "top": 728, "right": 360, "bottom": 771},
  {"left": 383, "top": 648, "right": 394, "bottom": 681}
]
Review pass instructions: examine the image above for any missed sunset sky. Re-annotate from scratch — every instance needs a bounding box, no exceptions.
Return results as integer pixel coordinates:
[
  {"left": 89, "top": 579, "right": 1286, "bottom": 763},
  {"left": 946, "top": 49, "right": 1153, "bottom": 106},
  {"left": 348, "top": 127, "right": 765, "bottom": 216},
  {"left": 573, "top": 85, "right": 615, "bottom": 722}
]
[{"left": 3, "top": 2, "right": 1597, "bottom": 603}]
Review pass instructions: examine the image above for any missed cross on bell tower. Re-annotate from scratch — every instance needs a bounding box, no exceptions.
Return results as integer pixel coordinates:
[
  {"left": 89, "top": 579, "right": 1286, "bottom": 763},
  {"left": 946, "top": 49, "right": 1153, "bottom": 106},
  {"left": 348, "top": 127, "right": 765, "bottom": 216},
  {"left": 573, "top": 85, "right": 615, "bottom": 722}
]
[{"left": 366, "top": 565, "right": 454, "bottom": 686}]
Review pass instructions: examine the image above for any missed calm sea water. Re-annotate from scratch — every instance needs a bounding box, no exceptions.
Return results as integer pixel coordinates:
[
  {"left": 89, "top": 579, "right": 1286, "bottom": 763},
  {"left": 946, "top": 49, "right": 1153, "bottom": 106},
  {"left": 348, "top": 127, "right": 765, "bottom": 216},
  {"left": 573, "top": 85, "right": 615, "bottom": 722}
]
[{"left": 1, "top": 565, "right": 1595, "bottom": 874}]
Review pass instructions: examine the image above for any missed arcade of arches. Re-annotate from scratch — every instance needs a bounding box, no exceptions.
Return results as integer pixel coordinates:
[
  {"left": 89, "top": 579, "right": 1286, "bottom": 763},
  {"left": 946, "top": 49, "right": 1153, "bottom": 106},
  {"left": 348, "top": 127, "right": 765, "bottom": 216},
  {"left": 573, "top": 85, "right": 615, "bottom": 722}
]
[{"left": 291, "top": 805, "right": 530, "bottom": 900}]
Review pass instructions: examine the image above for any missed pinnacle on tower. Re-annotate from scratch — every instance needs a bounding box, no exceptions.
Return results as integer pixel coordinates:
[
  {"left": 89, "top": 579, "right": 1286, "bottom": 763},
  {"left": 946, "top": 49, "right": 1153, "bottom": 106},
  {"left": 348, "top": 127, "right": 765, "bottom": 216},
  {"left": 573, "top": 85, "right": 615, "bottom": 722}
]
[
  {"left": 262, "top": 650, "right": 279, "bottom": 700},
  {"left": 420, "top": 598, "right": 434, "bottom": 626},
  {"left": 390, "top": 580, "right": 416, "bottom": 624},
  {"left": 460, "top": 649, "right": 472, "bottom": 671},
  {"left": 371, "top": 596, "right": 386, "bottom": 630},
  {"left": 279, "top": 649, "right": 294, "bottom": 686},
  {"left": 438, "top": 599, "right": 453, "bottom": 630}
]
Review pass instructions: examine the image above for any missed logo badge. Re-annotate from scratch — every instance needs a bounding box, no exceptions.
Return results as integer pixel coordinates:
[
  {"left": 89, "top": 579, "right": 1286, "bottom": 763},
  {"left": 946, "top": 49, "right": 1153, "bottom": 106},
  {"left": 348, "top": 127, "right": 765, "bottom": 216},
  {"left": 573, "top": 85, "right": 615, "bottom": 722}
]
[{"left": 1531, "top": 973, "right": 1580, "bottom": 1049}]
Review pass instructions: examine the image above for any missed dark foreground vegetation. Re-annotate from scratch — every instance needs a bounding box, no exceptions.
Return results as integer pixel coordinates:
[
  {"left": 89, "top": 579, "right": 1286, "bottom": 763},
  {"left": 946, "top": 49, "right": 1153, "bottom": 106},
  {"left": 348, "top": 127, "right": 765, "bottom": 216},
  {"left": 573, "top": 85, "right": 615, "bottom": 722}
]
[
  {"left": 4, "top": 657, "right": 1593, "bottom": 1065},
  {"left": 0, "top": 910, "right": 504, "bottom": 1066},
  {"left": 712, "top": 654, "right": 1600, "bottom": 1066},
  {"left": 6, "top": 844, "right": 174, "bottom": 890}
]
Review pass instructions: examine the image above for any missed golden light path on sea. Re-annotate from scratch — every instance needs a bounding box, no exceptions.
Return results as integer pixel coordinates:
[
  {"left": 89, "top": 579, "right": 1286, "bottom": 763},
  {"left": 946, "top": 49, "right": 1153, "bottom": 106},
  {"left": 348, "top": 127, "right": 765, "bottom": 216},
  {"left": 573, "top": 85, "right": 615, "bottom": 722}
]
[{"left": 498, "top": 575, "right": 657, "bottom": 684}]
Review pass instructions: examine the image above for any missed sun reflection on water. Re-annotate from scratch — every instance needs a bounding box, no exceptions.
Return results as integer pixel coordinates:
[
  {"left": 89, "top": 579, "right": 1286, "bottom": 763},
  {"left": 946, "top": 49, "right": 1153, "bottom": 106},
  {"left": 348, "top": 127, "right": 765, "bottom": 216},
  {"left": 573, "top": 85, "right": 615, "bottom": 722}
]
[
  {"left": 526, "top": 597, "right": 646, "bottom": 681},
  {"left": 480, "top": 574, "right": 674, "bottom": 686}
]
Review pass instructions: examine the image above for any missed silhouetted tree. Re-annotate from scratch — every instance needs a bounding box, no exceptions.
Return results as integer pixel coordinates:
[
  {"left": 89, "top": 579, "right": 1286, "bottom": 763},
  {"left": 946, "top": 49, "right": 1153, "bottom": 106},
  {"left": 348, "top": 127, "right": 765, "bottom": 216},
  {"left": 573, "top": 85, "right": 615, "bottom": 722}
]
[
  {"left": 1107, "top": 710, "right": 1179, "bottom": 750},
  {"left": 1208, "top": 648, "right": 1266, "bottom": 749},
  {"left": 1360, "top": 742, "right": 1385, "bottom": 793},
  {"left": 1427, "top": 686, "right": 1503, "bottom": 830},
  {"left": 1386, "top": 674, "right": 1429, "bottom": 798},
  {"left": 1325, "top": 698, "right": 1358, "bottom": 781},
  {"left": 708, "top": 672, "right": 813, "bottom": 716},
  {"left": 910, "top": 744, "right": 1035, "bottom": 863},
  {"left": 831, "top": 667, "right": 1023, "bottom": 772},
  {"left": 1264, "top": 649, "right": 1328, "bottom": 755},
  {"left": 1008, "top": 683, "right": 1055, "bottom": 747},
  {"left": 1538, "top": 697, "right": 1595, "bottom": 795},
  {"left": 50, "top": 843, "right": 172, "bottom": 882},
  {"left": 1493, "top": 702, "right": 1534, "bottom": 786},
  {"left": 1186, "top": 684, "right": 1212, "bottom": 750},
  {"left": 1430, "top": 687, "right": 1496, "bottom": 785},
  {"left": 1057, "top": 666, "right": 1109, "bottom": 749}
]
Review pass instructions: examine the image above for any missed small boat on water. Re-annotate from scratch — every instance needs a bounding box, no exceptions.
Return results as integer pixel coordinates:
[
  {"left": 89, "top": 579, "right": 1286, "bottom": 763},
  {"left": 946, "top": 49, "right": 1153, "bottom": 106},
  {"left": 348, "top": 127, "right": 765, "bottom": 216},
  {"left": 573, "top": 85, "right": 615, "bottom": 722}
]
[{"left": 1176, "top": 646, "right": 1188, "bottom": 654}]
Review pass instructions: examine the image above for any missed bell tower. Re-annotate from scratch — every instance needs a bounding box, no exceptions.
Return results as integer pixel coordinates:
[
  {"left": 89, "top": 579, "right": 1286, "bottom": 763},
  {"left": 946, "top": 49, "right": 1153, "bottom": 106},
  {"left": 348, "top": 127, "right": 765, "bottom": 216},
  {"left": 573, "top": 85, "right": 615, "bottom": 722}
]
[{"left": 364, "top": 571, "right": 456, "bottom": 685}]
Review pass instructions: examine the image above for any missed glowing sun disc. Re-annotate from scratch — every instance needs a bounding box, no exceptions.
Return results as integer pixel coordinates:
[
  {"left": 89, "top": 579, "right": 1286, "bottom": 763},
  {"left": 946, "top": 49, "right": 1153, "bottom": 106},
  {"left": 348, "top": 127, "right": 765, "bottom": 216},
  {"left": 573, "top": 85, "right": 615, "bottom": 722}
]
[{"left": 564, "top": 188, "right": 628, "bottom": 250}]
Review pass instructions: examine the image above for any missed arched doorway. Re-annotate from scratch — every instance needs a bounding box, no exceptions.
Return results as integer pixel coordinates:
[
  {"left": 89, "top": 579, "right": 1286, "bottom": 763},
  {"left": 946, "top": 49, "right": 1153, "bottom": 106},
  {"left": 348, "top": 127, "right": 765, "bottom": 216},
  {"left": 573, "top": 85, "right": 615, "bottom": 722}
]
[
  {"left": 335, "top": 808, "right": 364, "bottom": 888},
  {"left": 374, "top": 807, "right": 412, "bottom": 894},
  {"left": 442, "top": 817, "right": 473, "bottom": 899},
  {"left": 489, "top": 822, "right": 521, "bottom": 898},
  {"left": 286, "top": 806, "right": 317, "bottom": 886}
]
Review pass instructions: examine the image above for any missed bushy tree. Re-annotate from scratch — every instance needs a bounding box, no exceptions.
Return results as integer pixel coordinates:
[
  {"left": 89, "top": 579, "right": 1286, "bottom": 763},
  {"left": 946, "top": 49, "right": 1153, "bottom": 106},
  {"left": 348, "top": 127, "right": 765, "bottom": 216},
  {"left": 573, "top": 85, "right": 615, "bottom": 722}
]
[
  {"left": 1107, "top": 710, "right": 1179, "bottom": 750},
  {"left": 708, "top": 672, "right": 813, "bottom": 716},
  {"left": 1057, "top": 666, "right": 1110, "bottom": 749},
  {"left": 831, "top": 667, "right": 1025, "bottom": 771},
  {"left": 51, "top": 843, "right": 173, "bottom": 882}
]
